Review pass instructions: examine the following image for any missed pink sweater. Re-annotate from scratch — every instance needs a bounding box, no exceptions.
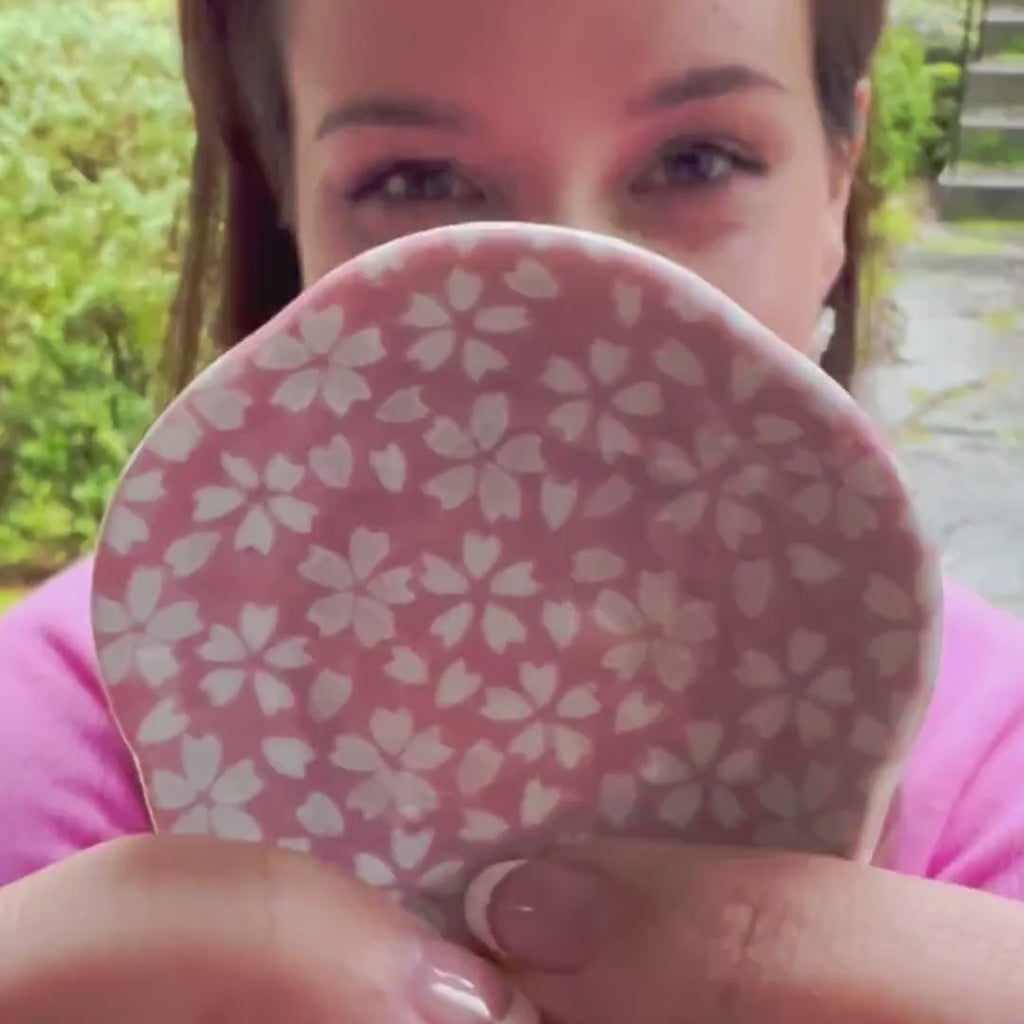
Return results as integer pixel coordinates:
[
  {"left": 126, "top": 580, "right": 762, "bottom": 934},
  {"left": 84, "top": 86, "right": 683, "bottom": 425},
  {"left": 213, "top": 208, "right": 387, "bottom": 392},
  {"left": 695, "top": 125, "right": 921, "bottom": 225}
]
[{"left": 2, "top": 560, "right": 1024, "bottom": 896}]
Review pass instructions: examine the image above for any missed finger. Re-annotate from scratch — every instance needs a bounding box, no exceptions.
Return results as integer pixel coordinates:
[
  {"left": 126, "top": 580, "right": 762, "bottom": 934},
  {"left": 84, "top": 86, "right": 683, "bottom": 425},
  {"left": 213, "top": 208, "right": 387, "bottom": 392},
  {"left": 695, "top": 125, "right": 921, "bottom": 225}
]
[
  {"left": 0, "top": 836, "right": 537, "bottom": 1024},
  {"left": 464, "top": 841, "right": 1024, "bottom": 1024}
]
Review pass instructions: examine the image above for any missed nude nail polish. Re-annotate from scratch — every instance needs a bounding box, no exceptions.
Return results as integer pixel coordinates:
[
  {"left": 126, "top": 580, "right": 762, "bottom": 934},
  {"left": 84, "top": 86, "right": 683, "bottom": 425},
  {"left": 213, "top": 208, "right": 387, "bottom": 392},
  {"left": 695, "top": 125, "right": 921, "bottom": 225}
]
[{"left": 407, "top": 940, "right": 539, "bottom": 1024}]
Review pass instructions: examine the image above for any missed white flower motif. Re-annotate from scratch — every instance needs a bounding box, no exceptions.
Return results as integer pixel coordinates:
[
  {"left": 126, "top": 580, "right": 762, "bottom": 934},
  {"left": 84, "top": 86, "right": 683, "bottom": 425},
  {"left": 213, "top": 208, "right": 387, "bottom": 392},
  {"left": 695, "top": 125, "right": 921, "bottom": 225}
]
[
  {"left": 296, "top": 792, "right": 346, "bottom": 838},
  {"left": 850, "top": 691, "right": 913, "bottom": 759},
  {"left": 542, "top": 340, "right": 663, "bottom": 463},
  {"left": 354, "top": 828, "right": 463, "bottom": 901},
  {"left": 354, "top": 239, "right": 406, "bottom": 282},
  {"left": 783, "top": 448, "right": 891, "bottom": 539},
  {"left": 331, "top": 709, "right": 452, "bottom": 822},
  {"left": 298, "top": 529, "right": 414, "bottom": 647},
  {"left": 423, "top": 393, "right": 545, "bottom": 522},
  {"left": 482, "top": 664, "right": 601, "bottom": 769},
  {"left": 753, "top": 764, "right": 857, "bottom": 853},
  {"left": 146, "top": 362, "right": 254, "bottom": 463},
  {"left": 104, "top": 470, "right": 165, "bottom": 555},
  {"left": 594, "top": 571, "right": 716, "bottom": 692},
  {"left": 650, "top": 426, "right": 769, "bottom": 552},
  {"left": 403, "top": 267, "right": 529, "bottom": 381},
  {"left": 192, "top": 452, "right": 318, "bottom": 555},
  {"left": 420, "top": 533, "right": 540, "bottom": 653},
  {"left": 253, "top": 306, "right": 385, "bottom": 417},
  {"left": 197, "top": 604, "right": 310, "bottom": 715},
  {"left": 736, "top": 630, "right": 854, "bottom": 746},
  {"left": 150, "top": 735, "right": 263, "bottom": 841},
  {"left": 93, "top": 567, "right": 203, "bottom": 688},
  {"left": 641, "top": 722, "right": 759, "bottom": 832},
  {"left": 863, "top": 574, "right": 921, "bottom": 680}
]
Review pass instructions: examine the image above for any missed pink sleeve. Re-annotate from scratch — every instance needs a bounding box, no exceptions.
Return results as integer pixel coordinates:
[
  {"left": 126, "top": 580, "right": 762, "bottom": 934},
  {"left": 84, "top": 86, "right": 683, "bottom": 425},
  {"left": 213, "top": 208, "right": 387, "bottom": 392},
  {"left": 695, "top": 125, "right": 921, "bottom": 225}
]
[
  {"left": 2, "top": 564, "right": 1023, "bottom": 896},
  {"left": 896, "top": 583, "right": 1024, "bottom": 899},
  {"left": 0, "top": 561, "right": 150, "bottom": 885}
]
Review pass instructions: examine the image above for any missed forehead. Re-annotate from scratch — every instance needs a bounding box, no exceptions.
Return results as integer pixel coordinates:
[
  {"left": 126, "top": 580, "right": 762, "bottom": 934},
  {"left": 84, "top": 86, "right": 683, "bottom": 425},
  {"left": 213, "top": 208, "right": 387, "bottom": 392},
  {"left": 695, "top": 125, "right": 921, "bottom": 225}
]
[{"left": 284, "top": 0, "right": 814, "bottom": 124}]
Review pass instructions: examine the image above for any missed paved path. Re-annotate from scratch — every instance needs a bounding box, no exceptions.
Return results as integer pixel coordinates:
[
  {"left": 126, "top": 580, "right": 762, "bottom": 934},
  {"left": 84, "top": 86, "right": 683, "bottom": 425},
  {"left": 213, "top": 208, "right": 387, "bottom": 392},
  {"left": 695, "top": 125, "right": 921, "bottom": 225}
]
[{"left": 864, "top": 227, "right": 1024, "bottom": 616}]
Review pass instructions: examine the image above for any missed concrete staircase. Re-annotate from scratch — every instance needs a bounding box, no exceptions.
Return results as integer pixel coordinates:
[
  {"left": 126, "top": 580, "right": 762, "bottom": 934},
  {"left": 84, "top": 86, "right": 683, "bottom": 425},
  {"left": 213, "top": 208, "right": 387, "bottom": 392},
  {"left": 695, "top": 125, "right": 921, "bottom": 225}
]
[{"left": 941, "top": 0, "right": 1024, "bottom": 219}]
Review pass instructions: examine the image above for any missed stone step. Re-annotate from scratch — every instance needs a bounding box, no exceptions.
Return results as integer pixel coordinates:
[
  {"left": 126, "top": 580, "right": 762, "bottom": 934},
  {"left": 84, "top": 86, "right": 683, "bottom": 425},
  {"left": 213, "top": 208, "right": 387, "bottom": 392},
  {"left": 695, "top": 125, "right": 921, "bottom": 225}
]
[
  {"left": 963, "top": 60, "right": 1024, "bottom": 109},
  {"left": 959, "top": 110, "right": 1024, "bottom": 165},
  {"left": 982, "top": 8, "right": 1024, "bottom": 56},
  {"left": 939, "top": 168, "right": 1024, "bottom": 219}
]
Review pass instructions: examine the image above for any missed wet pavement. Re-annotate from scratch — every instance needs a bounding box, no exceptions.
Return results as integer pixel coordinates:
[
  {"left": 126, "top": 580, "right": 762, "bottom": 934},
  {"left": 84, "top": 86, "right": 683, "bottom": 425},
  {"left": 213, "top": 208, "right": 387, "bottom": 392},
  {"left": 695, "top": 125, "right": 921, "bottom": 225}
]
[{"left": 864, "top": 225, "right": 1024, "bottom": 617}]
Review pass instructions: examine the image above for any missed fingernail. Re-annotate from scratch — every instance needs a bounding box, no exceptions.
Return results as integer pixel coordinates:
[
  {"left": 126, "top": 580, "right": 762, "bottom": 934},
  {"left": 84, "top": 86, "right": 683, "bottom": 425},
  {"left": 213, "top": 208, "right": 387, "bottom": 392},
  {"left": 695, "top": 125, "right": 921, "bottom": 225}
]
[
  {"left": 407, "top": 940, "right": 539, "bottom": 1024},
  {"left": 464, "top": 860, "right": 622, "bottom": 973}
]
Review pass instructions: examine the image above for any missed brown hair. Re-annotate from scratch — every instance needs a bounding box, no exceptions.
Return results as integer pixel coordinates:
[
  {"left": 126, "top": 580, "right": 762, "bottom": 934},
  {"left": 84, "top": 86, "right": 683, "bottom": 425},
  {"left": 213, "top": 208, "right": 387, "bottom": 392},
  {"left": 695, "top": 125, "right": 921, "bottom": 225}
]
[{"left": 165, "top": 0, "right": 888, "bottom": 394}]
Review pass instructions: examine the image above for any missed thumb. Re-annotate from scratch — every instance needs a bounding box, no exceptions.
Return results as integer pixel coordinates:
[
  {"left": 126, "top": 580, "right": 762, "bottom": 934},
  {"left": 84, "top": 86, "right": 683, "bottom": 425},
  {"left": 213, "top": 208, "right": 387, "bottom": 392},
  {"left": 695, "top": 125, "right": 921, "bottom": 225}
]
[
  {"left": 0, "top": 835, "right": 537, "bottom": 1024},
  {"left": 463, "top": 841, "right": 1024, "bottom": 1024}
]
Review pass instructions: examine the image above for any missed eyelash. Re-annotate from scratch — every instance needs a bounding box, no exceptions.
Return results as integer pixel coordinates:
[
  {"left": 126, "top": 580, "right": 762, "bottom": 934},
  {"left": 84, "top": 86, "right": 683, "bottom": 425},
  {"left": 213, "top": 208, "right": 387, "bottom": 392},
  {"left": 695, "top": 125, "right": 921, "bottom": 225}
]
[
  {"left": 346, "top": 140, "right": 767, "bottom": 207},
  {"left": 347, "top": 158, "right": 488, "bottom": 205}
]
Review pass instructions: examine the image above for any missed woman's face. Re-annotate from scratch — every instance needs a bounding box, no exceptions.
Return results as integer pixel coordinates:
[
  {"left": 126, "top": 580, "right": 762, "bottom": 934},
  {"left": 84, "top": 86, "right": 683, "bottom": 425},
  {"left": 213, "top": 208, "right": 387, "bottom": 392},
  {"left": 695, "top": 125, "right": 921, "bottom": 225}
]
[{"left": 283, "top": 0, "right": 864, "bottom": 354}]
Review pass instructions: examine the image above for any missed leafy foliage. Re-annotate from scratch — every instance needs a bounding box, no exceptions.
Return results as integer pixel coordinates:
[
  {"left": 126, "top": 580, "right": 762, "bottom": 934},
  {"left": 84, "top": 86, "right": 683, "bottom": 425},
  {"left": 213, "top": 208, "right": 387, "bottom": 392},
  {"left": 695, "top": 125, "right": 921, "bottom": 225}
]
[
  {"left": 870, "top": 26, "right": 951, "bottom": 192},
  {"left": 0, "top": 3, "right": 953, "bottom": 578},
  {"left": 0, "top": 0, "right": 192, "bottom": 574}
]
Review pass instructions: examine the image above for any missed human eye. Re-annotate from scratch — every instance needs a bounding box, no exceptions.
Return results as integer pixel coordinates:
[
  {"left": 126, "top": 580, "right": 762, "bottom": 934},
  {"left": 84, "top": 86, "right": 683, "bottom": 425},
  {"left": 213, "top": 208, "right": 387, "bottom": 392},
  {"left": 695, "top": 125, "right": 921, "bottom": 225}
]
[
  {"left": 631, "top": 138, "right": 767, "bottom": 195},
  {"left": 346, "top": 158, "right": 487, "bottom": 206}
]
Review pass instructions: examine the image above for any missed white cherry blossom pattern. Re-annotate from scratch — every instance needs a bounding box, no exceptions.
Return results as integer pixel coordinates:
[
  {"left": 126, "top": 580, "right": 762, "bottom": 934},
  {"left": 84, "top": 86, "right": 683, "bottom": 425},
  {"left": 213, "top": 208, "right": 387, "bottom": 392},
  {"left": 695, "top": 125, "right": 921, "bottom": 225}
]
[
  {"left": 92, "top": 222, "right": 939, "bottom": 927},
  {"left": 753, "top": 764, "right": 858, "bottom": 853},
  {"left": 354, "top": 829, "right": 465, "bottom": 910},
  {"left": 736, "top": 629, "right": 855, "bottom": 746},
  {"left": 93, "top": 567, "right": 202, "bottom": 688},
  {"left": 422, "top": 393, "right": 545, "bottom": 522},
  {"left": 863, "top": 574, "right": 922, "bottom": 680},
  {"left": 331, "top": 709, "right": 452, "bottom": 823},
  {"left": 383, "top": 650, "right": 486, "bottom": 711},
  {"left": 783, "top": 448, "right": 893, "bottom": 539},
  {"left": 403, "top": 267, "right": 530, "bottom": 381},
  {"left": 542, "top": 339, "right": 663, "bottom": 463},
  {"left": 503, "top": 257, "right": 562, "bottom": 301},
  {"left": 188, "top": 358, "right": 256, "bottom": 429},
  {"left": 420, "top": 533, "right": 540, "bottom": 654},
  {"left": 849, "top": 691, "right": 916, "bottom": 760},
  {"left": 481, "top": 664, "right": 602, "bottom": 770},
  {"left": 197, "top": 604, "right": 311, "bottom": 715},
  {"left": 192, "top": 452, "right": 318, "bottom": 555},
  {"left": 649, "top": 426, "right": 771, "bottom": 552},
  {"left": 296, "top": 792, "right": 347, "bottom": 839},
  {"left": 163, "top": 532, "right": 222, "bottom": 580},
  {"left": 298, "top": 529, "right": 414, "bottom": 647},
  {"left": 145, "top": 363, "right": 255, "bottom": 463},
  {"left": 594, "top": 571, "right": 717, "bottom": 692},
  {"left": 150, "top": 735, "right": 263, "bottom": 841},
  {"left": 641, "top": 722, "right": 760, "bottom": 832},
  {"left": 353, "top": 239, "right": 407, "bottom": 283},
  {"left": 103, "top": 470, "right": 165, "bottom": 555},
  {"left": 253, "top": 306, "right": 385, "bottom": 417}
]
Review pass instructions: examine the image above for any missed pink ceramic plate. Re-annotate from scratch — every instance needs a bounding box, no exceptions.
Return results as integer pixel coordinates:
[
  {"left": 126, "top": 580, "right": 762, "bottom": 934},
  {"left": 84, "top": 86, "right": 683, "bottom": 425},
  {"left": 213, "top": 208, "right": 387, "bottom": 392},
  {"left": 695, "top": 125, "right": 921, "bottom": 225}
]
[{"left": 92, "top": 223, "right": 941, "bottom": 934}]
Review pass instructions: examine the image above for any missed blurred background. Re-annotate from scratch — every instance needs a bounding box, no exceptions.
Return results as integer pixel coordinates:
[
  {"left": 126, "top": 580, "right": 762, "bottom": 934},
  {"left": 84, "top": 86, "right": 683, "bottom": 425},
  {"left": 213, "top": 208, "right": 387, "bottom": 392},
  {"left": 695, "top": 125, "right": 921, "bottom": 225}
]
[{"left": 1, "top": 0, "right": 1022, "bottom": 615}]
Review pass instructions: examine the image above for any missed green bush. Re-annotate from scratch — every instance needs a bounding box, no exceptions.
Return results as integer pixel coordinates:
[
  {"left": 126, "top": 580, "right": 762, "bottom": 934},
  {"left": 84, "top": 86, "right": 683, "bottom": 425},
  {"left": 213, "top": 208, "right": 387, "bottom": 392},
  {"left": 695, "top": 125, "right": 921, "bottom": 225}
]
[
  {"left": 0, "top": 1, "right": 193, "bottom": 576},
  {"left": 870, "top": 25, "right": 945, "bottom": 194},
  {"left": 0, "top": 4, "right": 950, "bottom": 579}
]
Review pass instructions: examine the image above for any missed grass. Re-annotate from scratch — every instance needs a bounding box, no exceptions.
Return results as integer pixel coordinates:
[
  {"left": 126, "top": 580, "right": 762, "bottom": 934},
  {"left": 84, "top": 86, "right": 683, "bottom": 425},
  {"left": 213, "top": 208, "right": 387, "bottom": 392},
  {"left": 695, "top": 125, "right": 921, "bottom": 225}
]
[
  {"left": 916, "top": 216, "right": 1024, "bottom": 257},
  {"left": 0, "top": 588, "right": 25, "bottom": 614},
  {"left": 981, "top": 307, "right": 1022, "bottom": 334}
]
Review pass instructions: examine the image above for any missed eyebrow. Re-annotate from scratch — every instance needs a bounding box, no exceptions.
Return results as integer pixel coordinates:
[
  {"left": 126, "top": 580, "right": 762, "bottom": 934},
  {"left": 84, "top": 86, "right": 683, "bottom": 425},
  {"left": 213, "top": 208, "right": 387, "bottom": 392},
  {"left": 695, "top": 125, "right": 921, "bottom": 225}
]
[
  {"left": 316, "top": 97, "right": 469, "bottom": 138},
  {"left": 630, "top": 64, "right": 786, "bottom": 113},
  {"left": 314, "top": 63, "right": 784, "bottom": 140}
]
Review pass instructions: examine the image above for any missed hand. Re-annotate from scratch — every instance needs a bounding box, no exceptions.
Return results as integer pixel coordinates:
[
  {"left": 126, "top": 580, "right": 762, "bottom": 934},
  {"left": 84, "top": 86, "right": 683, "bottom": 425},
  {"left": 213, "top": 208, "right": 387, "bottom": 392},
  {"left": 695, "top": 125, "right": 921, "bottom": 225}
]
[
  {"left": 463, "top": 840, "right": 1024, "bottom": 1023},
  {"left": 0, "top": 835, "right": 537, "bottom": 1024}
]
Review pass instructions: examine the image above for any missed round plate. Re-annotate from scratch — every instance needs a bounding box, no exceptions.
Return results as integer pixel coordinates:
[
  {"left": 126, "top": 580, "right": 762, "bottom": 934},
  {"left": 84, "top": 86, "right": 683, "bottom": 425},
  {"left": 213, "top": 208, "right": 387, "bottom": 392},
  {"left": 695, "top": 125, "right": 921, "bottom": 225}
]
[{"left": 92, "top": 223, "right": 941, "bottom": 934}]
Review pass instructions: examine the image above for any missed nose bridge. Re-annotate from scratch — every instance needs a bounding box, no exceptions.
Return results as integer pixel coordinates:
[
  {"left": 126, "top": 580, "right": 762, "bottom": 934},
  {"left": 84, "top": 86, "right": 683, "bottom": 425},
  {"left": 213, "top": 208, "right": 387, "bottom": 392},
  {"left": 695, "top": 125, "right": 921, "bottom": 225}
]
[{"left": 517, "top": 172, "right": 621, "bottom": 240}]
